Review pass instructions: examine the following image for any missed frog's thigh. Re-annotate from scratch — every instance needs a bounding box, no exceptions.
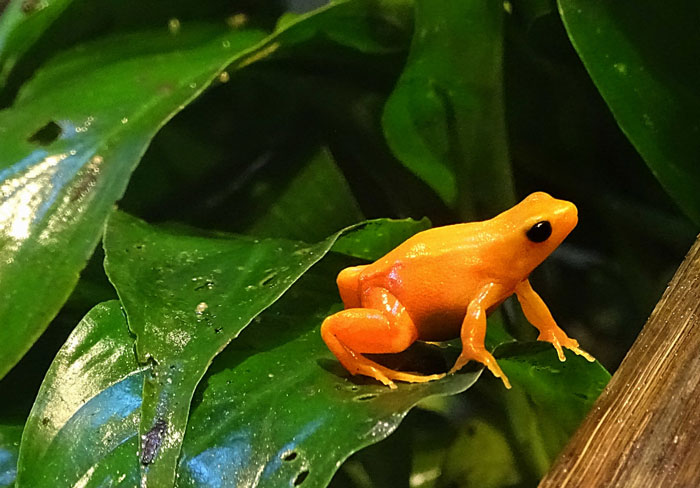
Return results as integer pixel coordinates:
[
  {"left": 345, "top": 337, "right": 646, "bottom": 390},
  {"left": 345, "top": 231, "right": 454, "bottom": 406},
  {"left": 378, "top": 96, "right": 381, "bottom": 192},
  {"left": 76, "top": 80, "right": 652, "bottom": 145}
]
[
  {"left": 326, "top": 287, "right": 418, "bottom": 354},
  {"left": 321, "top": 288, "right": 443, "bottom": 387}
]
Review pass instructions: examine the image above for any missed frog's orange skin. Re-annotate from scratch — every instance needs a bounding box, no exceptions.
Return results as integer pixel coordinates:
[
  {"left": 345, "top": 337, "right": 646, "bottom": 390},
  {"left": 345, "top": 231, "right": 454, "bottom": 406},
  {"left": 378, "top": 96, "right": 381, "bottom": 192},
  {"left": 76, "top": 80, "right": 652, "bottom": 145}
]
[{"left": 321, "top": 192, "right": 594, "bottom": 389}]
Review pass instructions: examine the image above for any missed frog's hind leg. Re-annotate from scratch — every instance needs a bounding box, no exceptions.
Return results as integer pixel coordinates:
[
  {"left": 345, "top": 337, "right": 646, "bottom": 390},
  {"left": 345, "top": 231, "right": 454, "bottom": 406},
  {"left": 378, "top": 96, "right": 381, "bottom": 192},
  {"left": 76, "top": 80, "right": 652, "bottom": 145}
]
[{"left": 321, "top": 287, "right": 445, "bottom": 389}]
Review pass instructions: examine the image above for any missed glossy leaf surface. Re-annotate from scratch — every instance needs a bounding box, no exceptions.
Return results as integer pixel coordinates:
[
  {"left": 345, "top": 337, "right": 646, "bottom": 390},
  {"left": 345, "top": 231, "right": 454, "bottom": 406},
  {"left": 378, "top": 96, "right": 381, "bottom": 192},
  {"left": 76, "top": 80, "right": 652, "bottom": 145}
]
[
  {"left": 103, "top": 212, "right": 430, "bottom": 487},
  {"left": 559, "top": 0, "right": 700, "bottom": 224},
  {"left": 176, "top": 249, "right": 481, "bottom": 488},
  {"left": 383, "top": 0, "right": 515, "bottom": 218},
  {"left": 16, "top": 216, "right": 484, "bottom": 487},
  {"left": 0, "top": 24, "right": 265, "bottom": 379},
  {"left": 16, "top": 301, "right": 145, "bottom": 488}
]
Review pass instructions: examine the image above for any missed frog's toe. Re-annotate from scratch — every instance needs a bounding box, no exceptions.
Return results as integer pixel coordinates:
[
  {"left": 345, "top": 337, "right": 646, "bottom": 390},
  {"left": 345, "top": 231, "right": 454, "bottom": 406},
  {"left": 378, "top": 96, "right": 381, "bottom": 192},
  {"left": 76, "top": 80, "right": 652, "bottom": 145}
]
[
  {"left": 568, "top": 346, "right": 595, "bottom": 362},
  {"left": 548, "top": 335, "right": 595, "bottom": 362},
  {"left": 354, "top": 363, "right": 396, "bottom": 389},
  {"left": 389, "top": 371, "right": 445, "bottom": 383},
  {"left": 450, "top": 349, "right": 511, "bottom": 389},
  {"left": 370, "top": 362, "right": 445, "bottom": 385},
  {"left": 352, "top": 357, "right": 445, "bottom": 388}
]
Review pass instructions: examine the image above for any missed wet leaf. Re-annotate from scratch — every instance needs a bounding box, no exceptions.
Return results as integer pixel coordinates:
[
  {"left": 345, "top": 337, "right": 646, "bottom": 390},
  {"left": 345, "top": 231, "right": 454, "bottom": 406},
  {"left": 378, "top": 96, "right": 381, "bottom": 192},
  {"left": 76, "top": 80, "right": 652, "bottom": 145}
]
[
  {"left": 175, "top": 258, "right": 481, "bottom": 488},
  {"left": 558, "top": 0, "right": 700, "bottom": 224},
  {"left": 16, "top": 301, "right": 145, "bottom": 488},
  {"left": 0, "top": 25, "right": 266, "bottom": 379},
  {"left": 103, "top": 212, "right": 430, "bottom": 487},
  {"left": 0, "top": 423, "right": 22, "bottom": 488},
  {"left": 382, "top": 0, "right": 515, "bottom": 218}
]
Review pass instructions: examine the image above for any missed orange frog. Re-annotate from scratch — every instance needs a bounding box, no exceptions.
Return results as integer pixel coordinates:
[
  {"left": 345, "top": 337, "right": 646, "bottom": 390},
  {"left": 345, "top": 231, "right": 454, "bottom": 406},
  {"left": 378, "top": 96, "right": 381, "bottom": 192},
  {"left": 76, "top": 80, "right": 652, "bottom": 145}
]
[{"left": 321, "top": 192, "right": 594, "bottom": 389}]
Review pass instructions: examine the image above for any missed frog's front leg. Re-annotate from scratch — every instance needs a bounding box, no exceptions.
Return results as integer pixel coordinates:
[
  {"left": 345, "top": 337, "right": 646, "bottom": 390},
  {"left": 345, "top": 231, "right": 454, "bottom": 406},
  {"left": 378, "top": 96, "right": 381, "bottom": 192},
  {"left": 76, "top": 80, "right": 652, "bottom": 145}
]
[
  {"left": 321, "top": 287, "right": 445, "bottom": 389},
  {"left": 449, "top": 283, "right": 512, "bottom": 389},
  {"left": 514, "top": 279, "right": 594, "bottom": 362}
]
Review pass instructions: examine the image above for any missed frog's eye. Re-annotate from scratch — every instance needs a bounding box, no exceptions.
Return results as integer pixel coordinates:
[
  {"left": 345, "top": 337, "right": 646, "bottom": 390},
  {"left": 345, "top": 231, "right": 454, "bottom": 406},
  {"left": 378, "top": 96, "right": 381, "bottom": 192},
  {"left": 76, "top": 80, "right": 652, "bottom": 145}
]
[{"left": 526, "top": 221, "right": 552, "bottom": 243}]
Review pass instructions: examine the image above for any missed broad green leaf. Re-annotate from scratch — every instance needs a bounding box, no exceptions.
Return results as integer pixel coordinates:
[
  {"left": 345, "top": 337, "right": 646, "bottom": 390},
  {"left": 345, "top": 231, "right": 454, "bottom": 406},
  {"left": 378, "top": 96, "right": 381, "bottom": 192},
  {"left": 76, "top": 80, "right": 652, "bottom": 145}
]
[
  {"left": 0, "top": 25, "right": 266, "bottom": 380},
  {"left": 0, "top": 423, "right": 21, "bottom": 488},
  {"left": 495, "top": 342, "right": 610, "bottom": 477},
  {"left": 16, "top": 301, "right": 145, "bottom": 488},
  {"left": 0, "top": 0, "right": 75, "bottom": 87},
  {"left": 0, "top": 1, "right": 284, "bottom": 103},
  {"left": 558, "top": 0, "right": 700, "bottom": 225},
  {"left": 103, "top": 212, "right": 430, "bottom": 487},
  {"left": 176, "top": 258, "right": 481, "bottom": 488},
  {"left": 382, "top": 0, "right": 515, "bottom": 218}
]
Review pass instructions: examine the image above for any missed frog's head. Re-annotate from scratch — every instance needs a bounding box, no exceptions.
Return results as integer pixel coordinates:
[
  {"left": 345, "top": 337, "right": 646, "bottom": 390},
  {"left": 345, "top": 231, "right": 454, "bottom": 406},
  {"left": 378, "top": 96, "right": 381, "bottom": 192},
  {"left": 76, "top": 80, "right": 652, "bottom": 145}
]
[{"left": 495, "top": 191, "right": 578, "bottom": 278}]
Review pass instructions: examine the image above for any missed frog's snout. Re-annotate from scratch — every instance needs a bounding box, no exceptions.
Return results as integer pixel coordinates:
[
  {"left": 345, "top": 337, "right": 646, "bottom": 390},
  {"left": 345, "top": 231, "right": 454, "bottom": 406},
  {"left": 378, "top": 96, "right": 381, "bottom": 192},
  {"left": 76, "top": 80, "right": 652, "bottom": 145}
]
[{"left": 559, "top": 201, "right": 578, "bottom": 232}]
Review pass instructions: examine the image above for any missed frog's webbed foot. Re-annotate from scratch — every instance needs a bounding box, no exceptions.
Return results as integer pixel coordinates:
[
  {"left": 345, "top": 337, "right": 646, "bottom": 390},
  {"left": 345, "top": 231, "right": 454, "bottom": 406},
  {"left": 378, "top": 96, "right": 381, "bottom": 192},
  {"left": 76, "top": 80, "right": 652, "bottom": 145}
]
[
  {"left": 353, "top": 355, "right": 445, "bottom": 389},
  {"left": 450, "top": 347, "right": 511, "bottom": 389},
  {"left": 538, "top": 331, "right": 595, "bottom": 362}
]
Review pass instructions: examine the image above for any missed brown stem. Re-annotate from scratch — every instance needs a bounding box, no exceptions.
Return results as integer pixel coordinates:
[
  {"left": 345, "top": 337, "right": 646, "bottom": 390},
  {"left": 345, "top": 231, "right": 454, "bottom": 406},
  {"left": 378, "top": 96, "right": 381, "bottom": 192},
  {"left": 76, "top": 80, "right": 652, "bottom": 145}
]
[{"left": 540, "top": 235, "right": 700, "bottom": 487}]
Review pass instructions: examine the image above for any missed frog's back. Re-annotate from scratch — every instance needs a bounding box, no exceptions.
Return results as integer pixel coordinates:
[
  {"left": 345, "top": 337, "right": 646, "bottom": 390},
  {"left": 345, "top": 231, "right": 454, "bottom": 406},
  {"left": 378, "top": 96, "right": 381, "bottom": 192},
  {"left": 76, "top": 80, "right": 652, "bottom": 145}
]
[{"left": 366, "top": 222, "right": 491, "bottom": 276}]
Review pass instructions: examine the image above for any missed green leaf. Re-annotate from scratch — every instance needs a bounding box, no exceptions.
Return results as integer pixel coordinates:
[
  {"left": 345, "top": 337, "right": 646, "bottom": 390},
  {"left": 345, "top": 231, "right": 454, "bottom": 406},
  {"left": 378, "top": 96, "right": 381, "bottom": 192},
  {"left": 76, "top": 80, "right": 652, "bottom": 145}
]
[
  {"left": 0, "top": 25, "right": 266, "bottom": 380},
  {"left": 102, "top": 212, "right": 430, "bottom": 487},
  {"left": 0, "top": 423, "right": 22, "bottom": 488},
  {"left": 558, "top": 0, "right": 700, "bottom": 225},
  {"left": 0, "top": 0, "right": 75, "bottom": 87},
  {"left": 175, "top": 258, "right": 481, "bottom": 488},
  {"left": 17, "top": 217, "right": 475, "bottom": 487},
  {"left": 382, "top": 0, "right": 515, "bottom": 218},
  {"left": 16, "top": 301, "right": 145, "bottom": 488},
  {"left": 495, "top": 342, "right": 610, "bottom": 477}
]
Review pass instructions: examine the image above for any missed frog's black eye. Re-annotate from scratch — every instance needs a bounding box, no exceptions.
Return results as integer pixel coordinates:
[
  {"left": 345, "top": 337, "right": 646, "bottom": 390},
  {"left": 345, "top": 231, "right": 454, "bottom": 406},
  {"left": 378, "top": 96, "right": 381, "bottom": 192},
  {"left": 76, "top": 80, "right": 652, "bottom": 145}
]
[{"left": 526, "top": 221, "right": 552, "bottom": 243}]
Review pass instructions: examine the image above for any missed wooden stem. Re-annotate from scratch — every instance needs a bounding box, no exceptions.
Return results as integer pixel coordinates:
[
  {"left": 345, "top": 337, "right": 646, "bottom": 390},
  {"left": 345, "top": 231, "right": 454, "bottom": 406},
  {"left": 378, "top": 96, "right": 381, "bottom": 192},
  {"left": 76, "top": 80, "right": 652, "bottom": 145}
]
[{"left": 539, "top": 235, "right": 700, "bottom": 487}]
